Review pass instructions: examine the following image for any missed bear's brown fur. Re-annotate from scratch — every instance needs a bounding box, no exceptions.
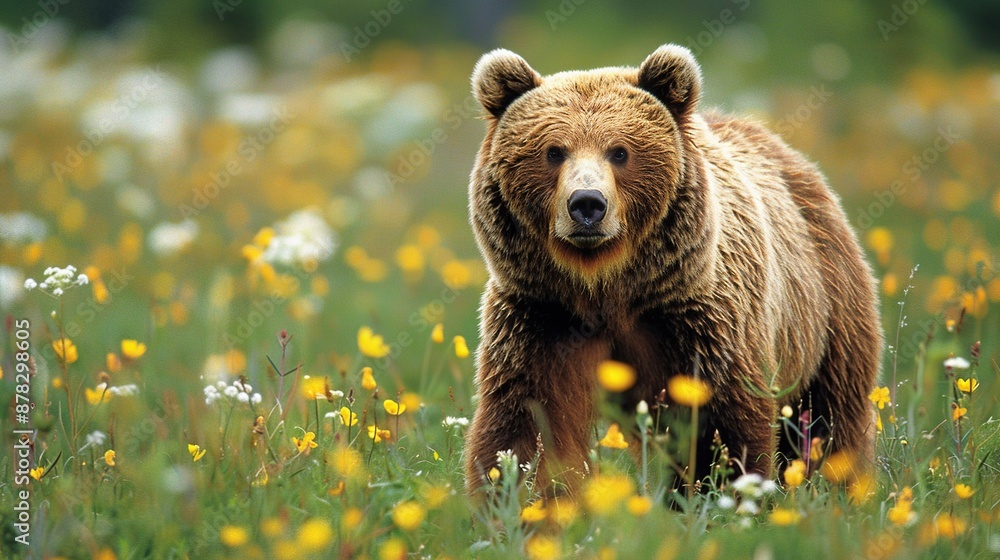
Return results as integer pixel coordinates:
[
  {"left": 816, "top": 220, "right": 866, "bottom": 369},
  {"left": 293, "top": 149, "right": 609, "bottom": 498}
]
[{"left": 464, "top": 44, "right": 882, "bottom": 494}]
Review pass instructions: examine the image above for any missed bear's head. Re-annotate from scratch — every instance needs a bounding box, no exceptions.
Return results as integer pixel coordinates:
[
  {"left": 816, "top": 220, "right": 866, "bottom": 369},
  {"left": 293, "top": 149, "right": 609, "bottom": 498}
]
[{"left": 471, "top": 44, "right": 703, "bottom": 281}]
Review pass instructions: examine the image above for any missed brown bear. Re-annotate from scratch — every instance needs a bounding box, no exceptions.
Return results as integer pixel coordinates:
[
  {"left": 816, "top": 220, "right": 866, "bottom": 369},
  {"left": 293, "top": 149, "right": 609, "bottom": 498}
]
[{"left": 464, "top": 44, "right": 882, "bottom": 494}]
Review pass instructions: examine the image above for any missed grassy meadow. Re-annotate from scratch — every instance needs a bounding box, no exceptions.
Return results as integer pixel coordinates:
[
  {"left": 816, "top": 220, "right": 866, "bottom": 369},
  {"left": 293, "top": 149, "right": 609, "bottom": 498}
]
[{"left": 2, "top": 2, "right": 1000, "bottom": 559}]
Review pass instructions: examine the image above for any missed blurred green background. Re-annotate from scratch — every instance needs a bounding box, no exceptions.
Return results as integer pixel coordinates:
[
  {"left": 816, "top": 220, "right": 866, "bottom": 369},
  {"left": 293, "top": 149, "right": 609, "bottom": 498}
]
[{"left": 2, "top": 2, "right": 1000, "bottom": 557}]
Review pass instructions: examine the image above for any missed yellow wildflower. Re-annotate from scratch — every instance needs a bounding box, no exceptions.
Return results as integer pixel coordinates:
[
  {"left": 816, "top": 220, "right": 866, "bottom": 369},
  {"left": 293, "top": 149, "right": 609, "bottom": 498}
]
[
  {"left": 342, "top": 508, "right": 364, "bottom": 531},
  {"left": 297, "top": 518, "right": 333, "bottom": 552},
  {"left": 868, "top": 386, "right": 890, "bottom": 410},
  {"left": 441, "top": 260, "right": 473, "bottom": 289},
  {"left": 300, "top": 376, "right": 327, "bottom": 400},
  {"left": 339, "top": 407, "right": 358, "bottom": 427},
  {"left": 361, "top": 367, "right": 377, "bottom": 390},
  {"left": 952, "top": 405, "right": 967, "bottom": 421},
  {"left": 881, "top": 273, "right": 898, "bottom": 297},
  {"left": 329, "top": 446, "right": 364, "bottom": 479},
  {"left": 253, "top": 227, "right": 275, "bottom": 248},
  {"left": 431, "top": 323, "right": 444, "bottom": 343},
  {"left": 668, "top": 375, "right": 712, "bottom": 407},
  {"left": 396, "top": 244, "right": 425, "bottom": 274},
  {"left": 423, "top": 484, "right": 451, "bottom": 508},
  {"left": 526, "top": 535, "right": 561, "bottom": 560},
  {"left": 769, "top": 508, "right": 802, "bottom": 526},
  {"left": 220, "top": 525, "right": 250, "bottom": 547},
  {"left": 52, "top": 338, "right": 78, "bottom": 364},
  {"left": 584, "top": 474, "right": 635, "bottom": 515},
  {"left": 521, "top": 501, "right": 548, "bottom": 523},
  {"left": 383, "top": 399, "right": 406, "bottom": 415},
  {"left": 866, "top": 227, "right": 893, "bottom": 265},
  {"left": 820, "top": 451, "right": 856, "bottom": 483},
  {"left": 956, "top": 378, "right": 979, "bottom": 394},
  {"left": 627, "top": 495, "right": 653, "bottom": 516},
  {"left": 453, "top": 336, "right": 470, "bottom": 358},
  {"left": 887, "top": 487, "right": 915, "bottom": 526},
  {"left": 848, "top": 472, "right": 877, "bottom": 504},
  {"left": 260, "top": 517, "right": 284, "bottom": 538},
  {"left": 106, "top": 353, "right": 122, "bottom": 372},
  {"left": 188, "top": 444, "right": 207, "bottom": 462},
  {"left": 368, "top": 425, "right": 390, "bottom": 443},
  {"left": 292, "top": 432, "right": 318, "bottom": 454},
  {"left": 29, "top": 466, "right": 44, "bottom": 480},
  {"left": 380, "top": 538, "right": 407, "bottom": 560},
  {"left": 548, "top": 497, "right": 578, "bottom": 526},
  {"left": 599, "top": 423, "right": 629, "bottom": 449},
  {"left": 930, "top": 515, "right": 967, "bottom": 540},
  {"left": 120, "top": 339, "right": 146, "bottom": 360},
  {"left": 358, "top": 327, "right": 390, "bottom": 358},
  {"left": 954, "top": 483, "right": 974, "bottom": 499},
  {"left": 597, "top": 360, "right": 636, "bottom": 392},
  {"left": 487, "top": 467, "right": 500, "bottom": 483},
  {"left": 85, "top": 384, "right": 111, "bottom": 405},
  {"left": 784, "top": 459, "right": 806, "bottom": 488},
  {"left": 401, "top": 393, "right": 421, "bottom": 411},
  {"left": 391, "top": 501, "right": 426, "bottom": 531},
  {"left": 104, "top": 450, "right": 116, "bottom": 467}
]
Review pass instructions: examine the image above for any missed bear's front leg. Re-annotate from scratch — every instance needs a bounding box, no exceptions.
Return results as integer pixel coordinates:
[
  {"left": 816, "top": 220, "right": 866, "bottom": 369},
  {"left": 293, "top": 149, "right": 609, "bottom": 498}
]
[
  {"left": 465, "top": 285, "right": 608, "bottom": 497},
  {"left": 704, "top": 376, "right": 777, "bottom": 478}
]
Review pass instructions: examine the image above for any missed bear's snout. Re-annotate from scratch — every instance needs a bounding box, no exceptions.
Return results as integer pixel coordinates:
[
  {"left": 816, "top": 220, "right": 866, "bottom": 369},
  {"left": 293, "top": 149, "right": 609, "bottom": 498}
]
[{"left": 568, "top": 189, "right": 607, "bottom": 227}]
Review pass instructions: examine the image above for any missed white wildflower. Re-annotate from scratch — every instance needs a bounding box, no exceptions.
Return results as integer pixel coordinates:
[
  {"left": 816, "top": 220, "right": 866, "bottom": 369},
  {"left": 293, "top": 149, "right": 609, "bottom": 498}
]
[
  {"left": 236, "top": 392, "right": 249, "bottom": 404},
  {"left": 736, "top": 499, "right": 760, "bottom": 515},
  {"left": 443, "top": 416, "right": 469, "bottom": 428},
  {"left": 148, "top": 219, "right": 199, "bottom": 257},
  {"left": 83, "top": 430, "right": 108, "bottom": 450},
  {"left": 0, "top": 266, "right": 26, "bottom": 307},
  {"left": 24, "top": 265, "right": 88, "bottom": 299},
  {"left": 944, "top": 357, "right": 971, "bottom": 370},
  {"left": 636, "top": 400, "right": 649, "bottom": 415},
  {"left": 108, "top": 384, "right": 139, "bottom": 397},
  {"left": 717, "top": 495, "right": 736, "bottom": 509},
  {"left": 0, "top": 212, "right": 48, "bottom": 243},
  {"left": 731, "top": 473, "right": 763, "bottom": 493},
  {"left": 260, "top": 208, "right": 337, "bottom": 267}
]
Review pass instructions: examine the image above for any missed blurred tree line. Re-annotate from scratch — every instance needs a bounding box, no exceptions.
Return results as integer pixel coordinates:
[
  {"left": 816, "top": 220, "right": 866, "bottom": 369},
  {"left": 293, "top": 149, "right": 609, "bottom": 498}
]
[{"left": 2, "top": 0, "right": 997, "bottom": 86}]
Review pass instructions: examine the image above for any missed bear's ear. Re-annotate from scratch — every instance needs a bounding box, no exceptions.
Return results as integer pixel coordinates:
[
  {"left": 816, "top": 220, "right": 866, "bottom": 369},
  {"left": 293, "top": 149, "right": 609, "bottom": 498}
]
[
  {"left": 637, "top": 44, "right": 703, "bottom": 117},
  {"left": 472, "top": 49, "right": 542, "bottom": 118}
]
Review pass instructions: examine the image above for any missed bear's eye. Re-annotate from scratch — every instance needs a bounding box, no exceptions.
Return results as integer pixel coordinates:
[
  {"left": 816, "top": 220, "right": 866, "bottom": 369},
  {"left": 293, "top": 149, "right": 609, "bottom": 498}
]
[
  {"left": 610, "top": 147, "right": 628, "bottom": 164},
  {"left": 546, "top": 146, "right": 566, "bottom": 164}
]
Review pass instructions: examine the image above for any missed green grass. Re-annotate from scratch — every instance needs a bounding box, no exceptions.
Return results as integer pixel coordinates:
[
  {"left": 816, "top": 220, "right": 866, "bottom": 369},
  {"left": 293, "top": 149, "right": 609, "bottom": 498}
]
[{"left": 2, "top": 11, "right": 1000, "bottom": 560}]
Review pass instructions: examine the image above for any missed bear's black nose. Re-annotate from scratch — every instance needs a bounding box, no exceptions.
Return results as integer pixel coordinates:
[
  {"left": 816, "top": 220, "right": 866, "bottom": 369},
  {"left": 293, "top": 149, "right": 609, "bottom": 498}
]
[{"left": 568, "top": 189, "right": 607, "bottom": 226}]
